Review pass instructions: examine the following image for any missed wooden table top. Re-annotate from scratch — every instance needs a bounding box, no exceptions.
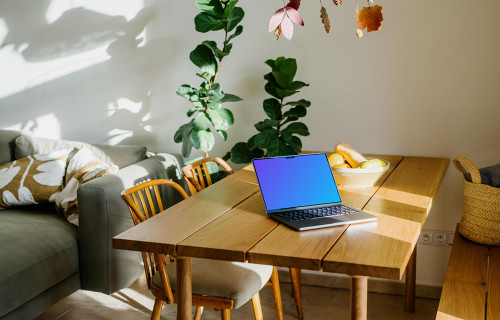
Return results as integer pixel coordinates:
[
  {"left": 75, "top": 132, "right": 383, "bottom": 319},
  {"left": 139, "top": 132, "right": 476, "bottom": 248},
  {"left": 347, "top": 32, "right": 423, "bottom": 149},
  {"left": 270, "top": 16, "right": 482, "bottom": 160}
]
[{"left": 113, "top": 154, "right": 449, "bottom": 281}]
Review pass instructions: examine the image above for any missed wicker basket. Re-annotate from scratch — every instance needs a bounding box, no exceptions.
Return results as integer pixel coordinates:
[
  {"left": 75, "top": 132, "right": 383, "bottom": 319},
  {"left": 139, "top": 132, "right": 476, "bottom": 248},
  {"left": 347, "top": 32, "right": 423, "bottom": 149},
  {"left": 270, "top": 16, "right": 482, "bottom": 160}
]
[{"left": 453, "top": 155, "right": 500, "bottom": 246}]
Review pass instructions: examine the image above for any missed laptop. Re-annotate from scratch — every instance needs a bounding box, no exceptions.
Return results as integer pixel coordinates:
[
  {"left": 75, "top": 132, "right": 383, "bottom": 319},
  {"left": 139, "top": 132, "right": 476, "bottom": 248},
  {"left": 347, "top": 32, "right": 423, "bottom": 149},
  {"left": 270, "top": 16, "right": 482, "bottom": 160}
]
[{"left": 252, "top": 153, "right": 377, "bottom": 231}]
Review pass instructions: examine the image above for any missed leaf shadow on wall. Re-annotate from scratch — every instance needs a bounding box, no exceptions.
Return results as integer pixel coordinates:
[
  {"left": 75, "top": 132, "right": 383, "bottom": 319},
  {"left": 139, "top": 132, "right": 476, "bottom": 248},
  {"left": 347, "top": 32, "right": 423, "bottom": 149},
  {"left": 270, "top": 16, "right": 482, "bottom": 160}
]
[{"left": 0, "top": 2, "right": 177, "bottom": 147}]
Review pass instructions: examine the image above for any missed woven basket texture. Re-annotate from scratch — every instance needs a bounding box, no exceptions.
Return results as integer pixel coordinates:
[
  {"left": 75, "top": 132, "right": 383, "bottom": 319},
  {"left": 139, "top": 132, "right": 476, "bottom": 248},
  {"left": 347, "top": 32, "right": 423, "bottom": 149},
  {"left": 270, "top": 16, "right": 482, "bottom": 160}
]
[{"left": 454, "top": 155, "right": 500, "bottom": 246}]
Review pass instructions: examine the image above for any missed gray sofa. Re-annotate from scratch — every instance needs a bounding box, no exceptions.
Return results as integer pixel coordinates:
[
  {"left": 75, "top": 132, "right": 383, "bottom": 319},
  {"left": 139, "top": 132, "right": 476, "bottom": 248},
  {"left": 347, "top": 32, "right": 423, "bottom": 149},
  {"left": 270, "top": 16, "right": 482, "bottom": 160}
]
[{"left": 0, "top": 129, "right": 186, "bottom": 320}]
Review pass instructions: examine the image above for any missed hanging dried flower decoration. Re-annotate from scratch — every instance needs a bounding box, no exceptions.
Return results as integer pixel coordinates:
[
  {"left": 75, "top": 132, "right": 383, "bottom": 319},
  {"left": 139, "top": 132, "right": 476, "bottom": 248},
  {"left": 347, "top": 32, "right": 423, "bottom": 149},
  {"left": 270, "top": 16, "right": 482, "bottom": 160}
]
[
  {"left": 268, "top": 0, "right": 382, "bottom": 40},
  {"left": 268, "top": 0, "right": 304, "bottom": 40}
]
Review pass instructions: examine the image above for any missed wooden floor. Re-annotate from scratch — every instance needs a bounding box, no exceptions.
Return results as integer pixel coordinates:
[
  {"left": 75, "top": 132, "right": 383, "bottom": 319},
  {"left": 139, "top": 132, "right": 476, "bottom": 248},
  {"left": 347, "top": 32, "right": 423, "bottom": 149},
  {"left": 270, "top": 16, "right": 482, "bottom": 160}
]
[{"left": 36, "top": 274, "right": 439, "bottom": 320}]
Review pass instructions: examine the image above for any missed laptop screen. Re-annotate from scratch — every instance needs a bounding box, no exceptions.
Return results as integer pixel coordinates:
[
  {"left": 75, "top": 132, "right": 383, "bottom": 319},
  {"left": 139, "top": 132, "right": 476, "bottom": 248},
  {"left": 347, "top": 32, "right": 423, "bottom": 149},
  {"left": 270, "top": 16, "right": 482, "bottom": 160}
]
[{"left": 252, "top": 153, "right": 342, "bottom": 212}]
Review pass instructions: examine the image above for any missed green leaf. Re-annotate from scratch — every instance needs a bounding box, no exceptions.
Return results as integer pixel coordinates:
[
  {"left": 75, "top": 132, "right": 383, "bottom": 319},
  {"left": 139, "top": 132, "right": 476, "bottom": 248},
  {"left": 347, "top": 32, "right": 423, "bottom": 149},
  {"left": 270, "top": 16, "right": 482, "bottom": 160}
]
[
  {"left": 247, "top": 135, "right": 258, "bottom": 150},
  {"left": 272, "top": 58, "right": 297, "bottom": 88},
  {"left": 177, "top": 84, "right": 197, "bottom": 100},
  {"left": 263, "top": 98, "right": 282, "bottom": 120},
  {"left": 191, "top": 129, "right": 215, "bottom": 152},
  {"left": 226, "top": 7, "right": 244, "bottom": 32},
  {"left": 187, "top": 106, "right": 201, "bottom": 117},
  {"left": 207, "top": 83, "right": 224, "bottom": 101},
  {"left": 288, "top": 81, "right": 309, "bottom": 91},
  {"left": 221, "top": 93, "right": 242, "bottom": 102},
  {"left": 207, "top": 100, "right": 222, "bottom": 109},
  {"left": 217, "top": 130, "right": 228, "bottom": 140},
  {"left": 182, "top": 137, "right": 193, "bottom": 158},
  {"left": 195, "top": 0, "right": 224, "bottom": 17},
  {"left": 226, "top": 25, "right": 243, "bottom": 43},
  {"left": 190, "top": 45, "right": 217, "bottom": 75},
  {"left": 281, "top": 131, "right": 302, "bottom": 153},
  {"left": 216, "top": 108, "right": 234, "bottom": 129},
  {"left": 202, "top": 40, "right": 224, "bottom": 60},
  {"left": 283, "top": 106, "right": 307, "bottom": 118},
  {"left": 223, "top": 0, "right": 239, "bottom": 19},
  {"left": 264, "top": 59, "right": 276, "bottom": 70},
  {"left": 285, "top": 99, "right": 311, "bottom": 108},
  {"left": 207, "top": 108, "right": 230, "bottom": 130},
  {"left": 193, "top": 113, "right": 212, "bottom": 131},
  {"left": 174, "top": 121, "right": 193, "bottom": 143},
  {"left": 264, "top": 82, "right": 281, "bottom": 100},
  {"left": 283, "top": 122, "right": 310, "bottom": 136},
  {"left": 222, "top": 43, "right": 233, "bottom": 56},
  {"left": 275, "top": 87, "right": 298, "bottom": 99},
  {"left": 254, "top": 119, "right": 279, "bottom": 132},
  {"left": 267, "top": 138, "right": 296, "bottom": 157},
  {"left": 254, "top": 129, "right": 278, "bottom": 148},
  {"left": 230, "top": 142, "right": 264, "bottom": 164},
  {"left": 194, "top": 12, "right": 225, "bottom": 32}
]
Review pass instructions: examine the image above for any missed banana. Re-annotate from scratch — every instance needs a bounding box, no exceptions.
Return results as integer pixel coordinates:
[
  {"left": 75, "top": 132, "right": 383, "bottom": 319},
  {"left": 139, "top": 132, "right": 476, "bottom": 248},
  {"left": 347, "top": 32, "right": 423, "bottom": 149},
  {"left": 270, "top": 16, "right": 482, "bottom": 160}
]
[{"left": 334, "top": 142, "right": 367, "bottom": 168}]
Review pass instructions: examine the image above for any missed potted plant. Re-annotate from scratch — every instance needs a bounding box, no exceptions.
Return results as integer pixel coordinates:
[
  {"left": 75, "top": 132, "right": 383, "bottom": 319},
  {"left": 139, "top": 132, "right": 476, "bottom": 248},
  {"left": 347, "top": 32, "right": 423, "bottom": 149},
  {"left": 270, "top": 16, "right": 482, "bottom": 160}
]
[
  {"left": 227, "top": 56, "right": 311, "bottom": 163},
  {"left": 174, "top": 0, "right": 245, "bottom": 158}
]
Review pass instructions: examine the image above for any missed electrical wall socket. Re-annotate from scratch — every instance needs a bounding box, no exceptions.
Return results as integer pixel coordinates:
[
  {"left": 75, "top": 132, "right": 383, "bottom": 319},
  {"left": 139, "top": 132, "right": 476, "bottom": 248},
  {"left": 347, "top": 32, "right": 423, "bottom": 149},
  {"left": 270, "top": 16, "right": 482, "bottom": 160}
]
[{"left": 419, "top": 229, "right": 453, "bottom": 246}]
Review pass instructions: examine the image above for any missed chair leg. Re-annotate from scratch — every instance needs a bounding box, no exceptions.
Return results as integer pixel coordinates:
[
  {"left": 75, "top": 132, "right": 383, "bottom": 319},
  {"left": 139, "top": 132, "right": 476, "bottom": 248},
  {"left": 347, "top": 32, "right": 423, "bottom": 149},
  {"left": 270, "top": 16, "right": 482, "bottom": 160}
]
[
  {"left": 251, "top": 293, "right": 264, "bottom": 320},
  {"left": 290, "top": 267, "right": 304, "bottom": 320},
  {"left": 270, "top": 266, "right": 284, "bottom": 320},
  {"left": 194, "top": 306, "right": 204, "bottom": 320},
  {"left": 221, "top": 308, "right": 231, "bottom": 320},
  {"left": 151, "top": 298, "right": 163, "bottom": 320}
]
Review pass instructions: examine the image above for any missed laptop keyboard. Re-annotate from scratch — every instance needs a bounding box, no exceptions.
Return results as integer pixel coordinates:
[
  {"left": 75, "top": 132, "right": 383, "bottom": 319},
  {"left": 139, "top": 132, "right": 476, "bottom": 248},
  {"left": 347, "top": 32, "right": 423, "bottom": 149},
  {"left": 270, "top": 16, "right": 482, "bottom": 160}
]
[{"left": 277, "top": 205, "right": 358, "bottom": 222}]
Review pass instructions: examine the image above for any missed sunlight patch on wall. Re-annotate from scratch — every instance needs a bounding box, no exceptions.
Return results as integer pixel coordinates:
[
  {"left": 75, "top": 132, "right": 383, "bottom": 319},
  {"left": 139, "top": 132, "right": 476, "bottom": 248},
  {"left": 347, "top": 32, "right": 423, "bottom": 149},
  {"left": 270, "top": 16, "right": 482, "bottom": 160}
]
[
  {"left": 108, "top": 129, "right": 133, "bottom": 145},
  {"left": 46, "top": 0, "right": 144, "bottom": 23},
  {"left": 5, "top": 114, "right": 61, "bottom": 139},
  {"left": 0, "top": 0, "right": 145, "bottom": 100}
]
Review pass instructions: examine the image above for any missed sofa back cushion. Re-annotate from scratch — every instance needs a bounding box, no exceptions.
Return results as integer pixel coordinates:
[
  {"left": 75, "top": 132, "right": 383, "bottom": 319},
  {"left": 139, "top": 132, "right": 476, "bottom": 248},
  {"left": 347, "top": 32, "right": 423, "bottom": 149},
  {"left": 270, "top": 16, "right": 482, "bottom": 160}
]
[
  {"left": 15, "top": 135, "right": 146, "bottom": 168},
  {"left": 0, "top": 129, "right": 23, "bottom": 165}
]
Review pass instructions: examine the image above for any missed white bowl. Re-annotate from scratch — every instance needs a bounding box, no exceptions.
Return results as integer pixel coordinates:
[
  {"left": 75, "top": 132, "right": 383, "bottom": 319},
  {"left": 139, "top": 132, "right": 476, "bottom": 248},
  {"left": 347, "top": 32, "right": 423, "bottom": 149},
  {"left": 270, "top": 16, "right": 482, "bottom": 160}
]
[{"left": 331, "top": 159, "right": 390, "bottom": 187}]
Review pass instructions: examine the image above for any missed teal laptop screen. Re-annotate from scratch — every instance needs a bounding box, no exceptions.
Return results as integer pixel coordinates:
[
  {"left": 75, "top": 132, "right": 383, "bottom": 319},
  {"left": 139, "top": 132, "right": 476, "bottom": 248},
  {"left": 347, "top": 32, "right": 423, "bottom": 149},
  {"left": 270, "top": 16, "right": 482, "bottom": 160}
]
[{"left": 252, "top": 153, "right": 342, "bottom": 212}]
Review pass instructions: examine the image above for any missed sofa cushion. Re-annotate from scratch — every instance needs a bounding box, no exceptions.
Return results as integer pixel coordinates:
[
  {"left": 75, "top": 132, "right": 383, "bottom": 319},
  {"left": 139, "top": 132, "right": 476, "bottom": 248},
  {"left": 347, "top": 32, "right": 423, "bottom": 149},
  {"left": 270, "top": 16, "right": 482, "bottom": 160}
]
[
  {"left": 0, "top": 150, "right": 70, "bottom": 209},
  {"left": 15, "top": 135, "right": 146, "bottom": 168},
  {"left": 0, "top": 129, "right": 23, "bottom": 165},
  {"left": 0, "top": 207, "right": 78, "bottom": 317}
]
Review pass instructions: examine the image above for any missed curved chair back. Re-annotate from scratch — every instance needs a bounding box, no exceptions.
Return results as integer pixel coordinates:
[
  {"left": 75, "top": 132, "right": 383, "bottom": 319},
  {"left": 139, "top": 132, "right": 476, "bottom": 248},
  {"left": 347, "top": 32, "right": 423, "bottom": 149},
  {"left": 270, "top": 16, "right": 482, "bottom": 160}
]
[
  {"left": 182, "top": 157, "right": 233, "bottom": 195},
  {"left": 121, "top": 179, "right": 189, "bottom": 302}
]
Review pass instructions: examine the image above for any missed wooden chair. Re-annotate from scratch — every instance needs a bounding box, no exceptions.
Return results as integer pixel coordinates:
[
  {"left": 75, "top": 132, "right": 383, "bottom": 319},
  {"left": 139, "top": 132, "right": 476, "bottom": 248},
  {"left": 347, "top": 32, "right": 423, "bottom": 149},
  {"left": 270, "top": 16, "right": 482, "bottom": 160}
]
[
  {"left": 183, "top": 158, "right": 304, "bottom": 319},
  {"left": 121, "top": 179, "right": 278, "bottom": 320}
]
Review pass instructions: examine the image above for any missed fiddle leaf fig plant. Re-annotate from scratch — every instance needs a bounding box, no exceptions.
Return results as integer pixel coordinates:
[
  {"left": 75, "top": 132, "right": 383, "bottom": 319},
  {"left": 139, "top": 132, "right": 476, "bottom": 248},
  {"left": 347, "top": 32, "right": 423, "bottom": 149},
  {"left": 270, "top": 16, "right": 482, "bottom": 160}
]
[
  {"left": 228, "top": 56, "right": 311, "bottom": 163},
  {"left": 174, "top": 0, "right": 244, "bottom": 158}
]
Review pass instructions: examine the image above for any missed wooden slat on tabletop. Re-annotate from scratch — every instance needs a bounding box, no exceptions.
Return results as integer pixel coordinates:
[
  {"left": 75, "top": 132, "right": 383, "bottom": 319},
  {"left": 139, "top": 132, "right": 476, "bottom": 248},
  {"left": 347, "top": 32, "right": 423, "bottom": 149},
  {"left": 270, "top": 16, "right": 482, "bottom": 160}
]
[
  {"left": 436, "top": 228, "right": 488, "bottom": 320},
  {"left": 488, "top": 246, "right": 500, "bottom": 320},
  {"left": 248, "top": 224, "right": 348, "bottom": 270},
  {"left": 246, "top": 154, "right": 401, "bottom": 271},
  {"left": 112, "top": 172, "right": 259, "bottom": 255},
  {"left": 323, "top": 157, "right": 449, "bottom": 279},
  {"left": 230, "top": 164, "right": 258, "bottom": 185},
  {"left": 177, "top": 193, "right": 278, "bottom": 262}
]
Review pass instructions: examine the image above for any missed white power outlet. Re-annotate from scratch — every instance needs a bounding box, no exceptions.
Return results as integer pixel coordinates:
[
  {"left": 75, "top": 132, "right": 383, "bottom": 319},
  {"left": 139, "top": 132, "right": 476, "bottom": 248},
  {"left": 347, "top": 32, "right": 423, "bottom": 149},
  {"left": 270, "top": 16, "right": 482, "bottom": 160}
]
[{"left": 419, "top": 229, "right": 453, "bottom": 246}]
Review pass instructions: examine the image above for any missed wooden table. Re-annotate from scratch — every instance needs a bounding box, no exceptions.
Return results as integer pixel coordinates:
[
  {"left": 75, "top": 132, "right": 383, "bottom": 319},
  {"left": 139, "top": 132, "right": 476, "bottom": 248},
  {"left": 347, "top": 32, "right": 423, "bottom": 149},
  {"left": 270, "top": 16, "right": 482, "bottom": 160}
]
[{"left": 113, "top": 154, "right": 448, "bottom": 320}]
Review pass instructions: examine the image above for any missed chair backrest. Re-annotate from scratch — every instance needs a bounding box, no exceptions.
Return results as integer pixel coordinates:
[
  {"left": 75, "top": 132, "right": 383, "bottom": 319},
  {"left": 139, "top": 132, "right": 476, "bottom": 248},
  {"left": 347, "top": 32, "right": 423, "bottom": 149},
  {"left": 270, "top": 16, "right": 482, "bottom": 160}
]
[
  {"left": 182, "top": 157, "right": 233, "bottom": 194},
  {"left": 121, "top": 179, "right": 189, "bottom": 301}
]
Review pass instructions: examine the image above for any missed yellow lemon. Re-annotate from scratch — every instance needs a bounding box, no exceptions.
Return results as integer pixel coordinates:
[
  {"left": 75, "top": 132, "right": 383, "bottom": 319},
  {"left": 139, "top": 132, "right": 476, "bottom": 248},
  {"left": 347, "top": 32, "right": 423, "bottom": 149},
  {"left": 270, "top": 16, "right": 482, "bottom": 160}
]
[
  {"left": 328, "top": 153, "right": 345, "bottom": 166},
  {"left": 359, "top": 159, "right": 386, "bottom": 169}
]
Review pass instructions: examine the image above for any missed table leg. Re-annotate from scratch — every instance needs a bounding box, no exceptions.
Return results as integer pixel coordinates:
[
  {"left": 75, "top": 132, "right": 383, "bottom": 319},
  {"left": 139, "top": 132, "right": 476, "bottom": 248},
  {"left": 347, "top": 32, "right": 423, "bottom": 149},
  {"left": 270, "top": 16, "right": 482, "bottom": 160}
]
[
  {"left": 351, "top": 276, "right": 368, "bottom": 320},
  {"left": 405, "top": 246, "right": 416, "bottom": 313},
  {"left": 176, "top": 257, "right": 192, "bottom": 320}
]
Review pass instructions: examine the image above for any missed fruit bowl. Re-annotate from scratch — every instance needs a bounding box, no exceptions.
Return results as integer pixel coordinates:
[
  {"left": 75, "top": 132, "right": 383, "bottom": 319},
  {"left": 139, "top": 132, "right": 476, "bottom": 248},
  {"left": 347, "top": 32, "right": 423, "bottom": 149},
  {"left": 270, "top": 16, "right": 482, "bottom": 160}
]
[{"left": 331, "top": 158, "right": 390, "bottom": 187}]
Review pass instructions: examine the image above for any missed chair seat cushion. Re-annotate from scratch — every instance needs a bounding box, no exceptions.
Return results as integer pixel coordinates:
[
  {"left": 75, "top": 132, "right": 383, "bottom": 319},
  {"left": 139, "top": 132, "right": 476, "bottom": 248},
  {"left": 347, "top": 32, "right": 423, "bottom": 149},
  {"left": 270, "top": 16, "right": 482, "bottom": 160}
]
[
  {"left": 0, "top": 207, "right": 78, "bottom": 317},
  {"left": 152, "top": 258, "right": 272, "bottom": 309}
]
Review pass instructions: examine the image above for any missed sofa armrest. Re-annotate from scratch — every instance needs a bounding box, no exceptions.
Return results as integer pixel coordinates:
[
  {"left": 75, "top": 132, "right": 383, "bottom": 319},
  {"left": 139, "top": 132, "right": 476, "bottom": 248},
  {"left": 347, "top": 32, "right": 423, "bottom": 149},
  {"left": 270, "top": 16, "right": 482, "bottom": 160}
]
[{"left": 77, "top": 155, "right": 185, "bottom": 294}]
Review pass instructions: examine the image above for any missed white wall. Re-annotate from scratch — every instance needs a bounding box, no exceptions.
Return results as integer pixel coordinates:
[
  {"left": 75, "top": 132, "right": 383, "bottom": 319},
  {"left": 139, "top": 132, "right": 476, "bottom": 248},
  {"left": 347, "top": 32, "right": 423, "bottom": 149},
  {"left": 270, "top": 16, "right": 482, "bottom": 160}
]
[{"left": 1, "top": 0, "right": 499, "bottom": 287}]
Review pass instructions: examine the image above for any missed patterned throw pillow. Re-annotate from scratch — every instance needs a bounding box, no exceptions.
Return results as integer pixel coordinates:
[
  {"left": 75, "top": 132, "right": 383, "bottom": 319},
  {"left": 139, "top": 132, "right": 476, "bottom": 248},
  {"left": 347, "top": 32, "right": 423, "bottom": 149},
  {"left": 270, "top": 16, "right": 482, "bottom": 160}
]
[
  {"left": 54, "top": 148, "right": 118, "bottom": 226},
  {"left": 0, "top": 150, "right": 70, "bottom": 208}
]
